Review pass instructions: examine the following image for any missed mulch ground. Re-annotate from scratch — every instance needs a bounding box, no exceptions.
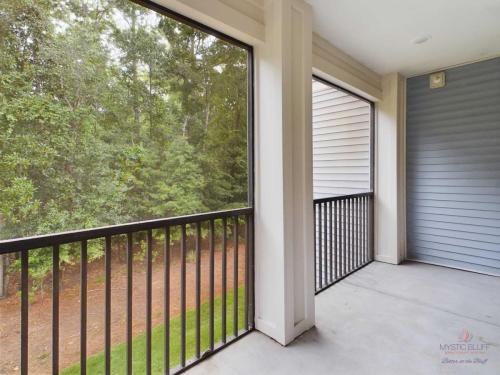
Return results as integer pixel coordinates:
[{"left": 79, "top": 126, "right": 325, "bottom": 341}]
[{"left": 0, "top": 238, "right": 247, "bottom": 375}]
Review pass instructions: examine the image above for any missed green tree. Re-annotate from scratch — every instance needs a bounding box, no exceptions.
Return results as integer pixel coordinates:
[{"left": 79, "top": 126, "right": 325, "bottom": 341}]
[{"left": 0, "top": 0, "right": 249, "bottom": 289}]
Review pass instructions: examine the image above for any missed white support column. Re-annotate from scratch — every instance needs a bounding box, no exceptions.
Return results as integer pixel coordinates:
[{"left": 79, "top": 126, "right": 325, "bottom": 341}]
[
  {"left": 374, "top": 73, "right": 406, "bottom": 264},
  {"left": 254, "top": 0, "right": 315, "bottom": 345}
]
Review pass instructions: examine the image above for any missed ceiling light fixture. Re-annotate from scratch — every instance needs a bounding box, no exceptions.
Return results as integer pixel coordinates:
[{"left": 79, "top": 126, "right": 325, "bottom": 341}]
[{"left": 412, "top": 35, "right": 432, "bottom": 45}]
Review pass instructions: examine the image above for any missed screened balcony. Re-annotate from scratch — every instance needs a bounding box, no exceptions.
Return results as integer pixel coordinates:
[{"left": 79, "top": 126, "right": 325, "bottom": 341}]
[{"left": 1, "top": 0, "right": 500, "bottom": 374}]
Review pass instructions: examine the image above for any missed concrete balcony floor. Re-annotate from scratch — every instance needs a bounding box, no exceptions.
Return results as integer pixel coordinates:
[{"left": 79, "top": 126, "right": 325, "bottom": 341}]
[{"left": 187, "top": 261, "right": 500, "bottom": 375}]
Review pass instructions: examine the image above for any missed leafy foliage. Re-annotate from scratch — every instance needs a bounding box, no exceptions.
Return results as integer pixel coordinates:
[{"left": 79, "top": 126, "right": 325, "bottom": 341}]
[{"left": 0, "top": 0, "right": 248, "bottom": 282}]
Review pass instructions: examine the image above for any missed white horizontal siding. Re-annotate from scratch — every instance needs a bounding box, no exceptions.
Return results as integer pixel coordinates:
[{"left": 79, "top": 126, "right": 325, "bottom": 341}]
[{"left": 312, "top": 80, "right": 371, "bottom": 198}]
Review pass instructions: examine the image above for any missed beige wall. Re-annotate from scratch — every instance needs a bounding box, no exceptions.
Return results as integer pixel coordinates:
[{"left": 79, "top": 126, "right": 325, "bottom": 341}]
[
  {"left": 253, "top": 0, "right": 315, "bottom": 345},
  {"left": 374, "top": 73, "right": 406, "bottom": 264}
]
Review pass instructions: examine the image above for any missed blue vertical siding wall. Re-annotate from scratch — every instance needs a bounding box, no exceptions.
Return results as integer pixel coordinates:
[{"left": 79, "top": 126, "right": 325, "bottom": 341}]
[{"left": 406, "top": 57, "right": 500, "bottom": 276}]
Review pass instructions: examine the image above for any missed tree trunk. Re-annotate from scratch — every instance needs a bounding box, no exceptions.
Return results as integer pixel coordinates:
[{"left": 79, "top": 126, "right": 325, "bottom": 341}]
[
  {"left": 182, "top": 116, "right": 188, "bottom": 137},
  {"left": 0, "top": 254, "right": 6, "bottom": 299}
]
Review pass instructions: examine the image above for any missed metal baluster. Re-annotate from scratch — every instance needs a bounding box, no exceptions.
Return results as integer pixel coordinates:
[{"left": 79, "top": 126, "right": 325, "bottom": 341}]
[
  {"left": 21, "top": 250, "right": 28, "bottom": 375},
  {"left": 146, "top": 230, "right": 153, "bottom": 375},
  {"left": 343, "top": 199, "right": 347, "bottom": 277},
  {"left": 369, "top": 195, "right": 374, "bottom": 261},
  {"left": 195, "top": 222, "right": 202, "bottom": 359},
  {"left": 361, "top": 196, "right": 365, "bottom": 266},
  {"left": 329, "top": 201, "right": 333, "bottom": 284},
  {"left": 126, "top": 234, "right": 133, "bottom": 375},
  {"left": 363, "top": 197, "right": 369, "bottom": 263},
  {"left": 244, "top": 215, "right": 250, "bottom": 330},
  {"left": 104, "top": 236, "right": 111, "bottom": 375},
  {"left": 351, "top": 198, "right": 355, "bottom": 272},
  {"left": 350, "top": 198, "right": 354, "bottom": 272},
  {"left": 222, "top": 218, "right": 227, "bottom": 343},
  {"left": 180, "top": 225, "right": 186, "bottom": 367},
  {"left": 80, "top": 241, "right": 87, "bottom": 375},
  {"left": 355, "top": 197, "right": 358, "bottom": 269},
  {"left": 164, "top": 227, "right": 170, "bottom": 373},
  {"left": 364, "top": 196, "right": 367, "bottom": 263},
  {"left": 313, "top": 203, "right": 317, "bottom": 291},
  {"left": 249, "top": 215, "right": 255, "bottom": 329},
  {"left": 358, "top": 197, "right": 361, "bottom": 267},
  {"left": 52, "top": 245, "right": 59, "bottom": 375},
  {"left": 323, "top": 202, "right": 328, "bottom": 285},
  {"left": 318, "top": 203, "right": 322, "bottom": 289},
  {"left": 349, "top": 199, "right": 352, "bottom": 271},
  {"left": 233, "top": 216, "right": 239, "bottom": 337},
  {"left": 209, "top": 220, "right": 215, "bottom": 351},
  {"left": 333, "top": 200, "right": 337, "bottom": 281}
]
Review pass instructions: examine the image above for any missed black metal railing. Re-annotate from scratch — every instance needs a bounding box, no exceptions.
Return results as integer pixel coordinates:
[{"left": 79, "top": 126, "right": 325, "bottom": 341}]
[
  {"left": 0, "top": 207, "right": 254, "bottom": 375},
  {"left": 314, "top": 193, "right": 373, "bottom": 293}
]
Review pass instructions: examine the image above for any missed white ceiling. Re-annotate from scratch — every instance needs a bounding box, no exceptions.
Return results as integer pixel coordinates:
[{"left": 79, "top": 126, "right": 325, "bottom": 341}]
[{"left": 307, "top": 0, "right": 500, "bottom": 76}]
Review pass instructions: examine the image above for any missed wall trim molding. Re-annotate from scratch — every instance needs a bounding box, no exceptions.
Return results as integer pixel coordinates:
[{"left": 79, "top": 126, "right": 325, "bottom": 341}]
[
  {"left": 312, "top": 33, "right": 382, "bottom": 101},
  {"left": 407, "top": 53, "right": 500, "bottom": 78},
  {"left": 153, "top": 0, "right": 265, "bottom": 44}
]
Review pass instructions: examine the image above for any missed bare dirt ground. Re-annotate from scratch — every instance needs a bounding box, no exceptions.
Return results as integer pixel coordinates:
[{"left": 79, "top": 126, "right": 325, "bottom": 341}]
[{"left": 0, "top": 238, "right": 247, "bottom": 375}]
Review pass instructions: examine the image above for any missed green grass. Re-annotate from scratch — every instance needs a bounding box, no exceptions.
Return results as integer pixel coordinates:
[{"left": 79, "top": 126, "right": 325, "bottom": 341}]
[{"left": 62, "top": 287, "right": 247, "bottom": 375}]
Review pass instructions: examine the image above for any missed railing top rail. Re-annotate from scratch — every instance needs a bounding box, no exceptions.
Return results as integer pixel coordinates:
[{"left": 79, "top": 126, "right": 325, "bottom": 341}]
[
  {"left": 0, "top": 207, "right": 253, "bottom": 254},
  {"left": 313, "top": 192, "right": 373, "bottom": 204}
]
